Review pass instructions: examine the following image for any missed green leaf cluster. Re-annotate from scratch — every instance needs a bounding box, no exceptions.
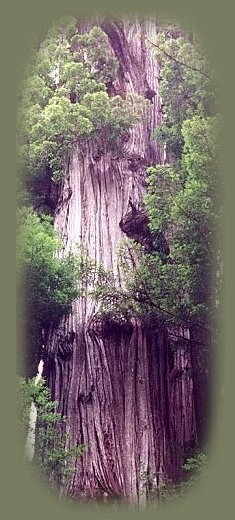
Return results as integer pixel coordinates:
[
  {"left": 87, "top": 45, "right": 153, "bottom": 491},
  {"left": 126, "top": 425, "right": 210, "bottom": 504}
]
[
  {"left": 17, "top": 376, "right": 86, "bottom": 491},
  {"left": 139, "top": 449, "right": 207, "bottom": 506},
  {"left": 84, "top": 236, "right": 197, "bottom": 328},
  {"left": 17, "top": 207, "right": 80, "bottom": 329},
  {"left": 18, "top": 18, "right": 145, "bottom": 193},
  {"left": 17, "top": 207, "right": 82, "bottom": 370},
  {"left": 152, "top": 28, "right": 216, "bottom": 162},
  {"left": 144, "top": 115, "right": 220, "bottom": 324}
]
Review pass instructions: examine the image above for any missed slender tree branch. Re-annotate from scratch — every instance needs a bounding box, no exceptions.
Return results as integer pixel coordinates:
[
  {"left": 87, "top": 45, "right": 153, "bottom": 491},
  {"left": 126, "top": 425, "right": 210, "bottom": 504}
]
[
  {"left": 146, "top": 38, "right": 212, "bottom": 81},
  {"left": 136, "top": 286, "right": 212, "bottom": 334}
]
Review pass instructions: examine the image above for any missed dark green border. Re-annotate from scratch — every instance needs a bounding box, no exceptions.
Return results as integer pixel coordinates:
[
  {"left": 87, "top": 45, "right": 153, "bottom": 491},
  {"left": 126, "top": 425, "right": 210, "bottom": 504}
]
[{"left": 2, "top": 0, "right": 233, "bottom": 518}]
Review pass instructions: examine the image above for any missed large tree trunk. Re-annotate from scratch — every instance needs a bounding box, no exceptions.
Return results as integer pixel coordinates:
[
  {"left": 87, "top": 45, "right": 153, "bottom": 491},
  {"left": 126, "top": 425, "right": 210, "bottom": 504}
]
[{"left": 44, "top": 18, "right": 197, "bottom": 505}]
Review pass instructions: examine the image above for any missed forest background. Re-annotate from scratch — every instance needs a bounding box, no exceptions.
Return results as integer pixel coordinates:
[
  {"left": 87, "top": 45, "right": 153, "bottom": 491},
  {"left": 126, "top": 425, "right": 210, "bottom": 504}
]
[{"left": 0, "top": 0, "right": 234, "bottom": 519}]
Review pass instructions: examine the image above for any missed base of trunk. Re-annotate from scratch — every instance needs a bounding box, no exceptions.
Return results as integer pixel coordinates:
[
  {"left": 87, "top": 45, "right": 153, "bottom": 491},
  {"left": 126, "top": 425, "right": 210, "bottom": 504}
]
[{"left": 45, "top": 321, "right": 197, "bottom": 503}]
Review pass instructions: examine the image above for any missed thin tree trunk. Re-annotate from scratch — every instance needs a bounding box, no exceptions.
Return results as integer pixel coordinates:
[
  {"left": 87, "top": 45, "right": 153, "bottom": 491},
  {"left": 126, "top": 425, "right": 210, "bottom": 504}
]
[
  {"left": 45, "top": 18, "right": 197, "bottom": 504},
  {"left": 24, "top": 357, "right": 44, "bottom": 461}
]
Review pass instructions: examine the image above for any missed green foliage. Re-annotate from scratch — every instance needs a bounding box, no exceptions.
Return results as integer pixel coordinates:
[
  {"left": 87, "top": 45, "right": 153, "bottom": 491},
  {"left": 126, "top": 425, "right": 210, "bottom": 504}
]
[
  {"left": 172, "top": 451, "right": 208, "bottom": 499},
  {"left": 182, "top": 451, "right": 207, "bottom": 473},
  {"left": 152, "top": 28, "right": 215, "bottom": 162},
  {"left": 18, "top": 18, "right": 145, "bottom": 192},
  {"left": 82, "top": 236, "right": 193, "bottom": 328},
  {"left": 17, "top": 376, "right": 86, "bottom": 490},
  {"left": 16, "top": 207, "right": 82, "bottom": 371},
  {"left": 141, "top": 451, "right": 208, "bottom": 506},
  {"left": 144, "top": 164, "right": 181, "bottom": 233},
  {"left": 140, "top": 30, "right": 220, "bottom": 327},
  {"left": 69, "top": 26, "right": 118, "bottom": 84},
  {"left": 144, "top": 115, "right": 220, "bottom": 324},
  {"left": 17, "top": 207, "right": 80, "bottom": 329}
]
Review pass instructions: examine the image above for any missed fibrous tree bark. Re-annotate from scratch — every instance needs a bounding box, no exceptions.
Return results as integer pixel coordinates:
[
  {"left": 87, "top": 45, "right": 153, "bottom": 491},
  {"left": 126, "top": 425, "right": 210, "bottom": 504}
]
[{"left": 44, "top": 18, "right": 198, "bottom": 504}]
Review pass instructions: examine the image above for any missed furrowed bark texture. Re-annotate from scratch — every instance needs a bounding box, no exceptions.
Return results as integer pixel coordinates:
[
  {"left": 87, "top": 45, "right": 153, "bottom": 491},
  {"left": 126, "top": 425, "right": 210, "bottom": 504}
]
[{"left": 45, "top": 19, "right": 197, "bottom": 504}]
